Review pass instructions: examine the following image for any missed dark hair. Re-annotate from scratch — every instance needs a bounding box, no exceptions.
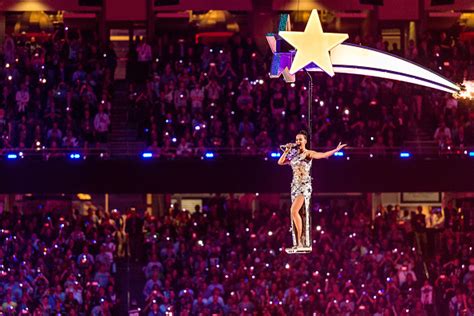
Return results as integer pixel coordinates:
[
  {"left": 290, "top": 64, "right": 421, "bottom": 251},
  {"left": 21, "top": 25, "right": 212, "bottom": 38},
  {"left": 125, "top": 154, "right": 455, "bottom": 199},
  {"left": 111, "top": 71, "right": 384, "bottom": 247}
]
[{"left": 297, "top": 130, "right": 308, "bottom": 140}]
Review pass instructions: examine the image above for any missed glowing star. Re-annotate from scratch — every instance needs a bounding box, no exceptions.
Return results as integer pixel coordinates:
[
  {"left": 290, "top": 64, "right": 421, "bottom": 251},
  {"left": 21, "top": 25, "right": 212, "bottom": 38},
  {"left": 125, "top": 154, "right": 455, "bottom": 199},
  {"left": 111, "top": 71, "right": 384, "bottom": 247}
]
[
  {"left": 268, "top": 9, "right": 461, "bottom": 94},
  {"left": 279, "top": 10, "right": 348, "bottom": 76}
]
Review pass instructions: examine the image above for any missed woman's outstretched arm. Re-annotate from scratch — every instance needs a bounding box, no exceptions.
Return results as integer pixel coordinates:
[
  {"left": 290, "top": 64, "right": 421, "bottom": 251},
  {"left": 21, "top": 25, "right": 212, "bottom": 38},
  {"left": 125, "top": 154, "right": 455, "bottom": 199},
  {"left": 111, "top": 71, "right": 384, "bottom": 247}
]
[{"left": 306, "top": 142, "right": 347, "bottom": 159}]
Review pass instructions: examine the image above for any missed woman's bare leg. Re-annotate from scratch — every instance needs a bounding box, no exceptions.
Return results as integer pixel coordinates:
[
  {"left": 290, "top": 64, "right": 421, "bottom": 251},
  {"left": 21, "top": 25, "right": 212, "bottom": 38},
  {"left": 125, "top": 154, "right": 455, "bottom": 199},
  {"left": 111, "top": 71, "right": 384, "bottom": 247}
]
[{"left": 291, "top": 195, "right": 305, "bottom": 247}]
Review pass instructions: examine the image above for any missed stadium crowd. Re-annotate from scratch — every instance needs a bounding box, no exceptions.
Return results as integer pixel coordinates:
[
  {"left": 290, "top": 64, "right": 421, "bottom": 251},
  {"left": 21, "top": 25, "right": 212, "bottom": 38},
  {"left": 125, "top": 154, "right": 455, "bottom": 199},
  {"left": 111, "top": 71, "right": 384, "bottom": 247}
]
[
  {"left": 2, "top": 196, "right": 473, "bottom": 315},
  {"left": 135, "top": 198, "right": 474, "bottom": 315},
  {"left": 0, "top": 205, "right": 122, "bottom": 315},
  {"left": 0, "top": 29, "right": 116, "bottom": 155}
]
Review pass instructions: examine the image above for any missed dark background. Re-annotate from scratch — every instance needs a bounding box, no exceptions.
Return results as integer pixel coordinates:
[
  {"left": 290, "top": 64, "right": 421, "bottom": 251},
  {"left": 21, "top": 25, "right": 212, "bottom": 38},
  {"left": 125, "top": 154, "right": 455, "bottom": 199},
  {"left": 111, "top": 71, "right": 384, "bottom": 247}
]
[{"left": 1, "top": 158, "right": 472, "bottom": 193}]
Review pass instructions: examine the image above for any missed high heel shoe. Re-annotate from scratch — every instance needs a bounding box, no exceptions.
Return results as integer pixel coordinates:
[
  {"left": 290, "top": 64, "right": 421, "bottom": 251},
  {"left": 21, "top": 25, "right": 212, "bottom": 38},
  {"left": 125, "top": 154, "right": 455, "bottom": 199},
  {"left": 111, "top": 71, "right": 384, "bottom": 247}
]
[
  {"left": 285, "top": 246, "right": 300, "bottom": 254},
  {"left": 284, "top": 245, "right": 312, "bottom": 254}
]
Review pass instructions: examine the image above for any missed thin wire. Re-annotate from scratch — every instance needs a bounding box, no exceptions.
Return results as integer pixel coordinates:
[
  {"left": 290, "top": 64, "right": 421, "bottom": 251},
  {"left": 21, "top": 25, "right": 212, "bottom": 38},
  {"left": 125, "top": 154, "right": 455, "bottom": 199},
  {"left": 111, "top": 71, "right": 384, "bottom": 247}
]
[{"left": 304, "top": 69, "right": 312, "bottom": 148}]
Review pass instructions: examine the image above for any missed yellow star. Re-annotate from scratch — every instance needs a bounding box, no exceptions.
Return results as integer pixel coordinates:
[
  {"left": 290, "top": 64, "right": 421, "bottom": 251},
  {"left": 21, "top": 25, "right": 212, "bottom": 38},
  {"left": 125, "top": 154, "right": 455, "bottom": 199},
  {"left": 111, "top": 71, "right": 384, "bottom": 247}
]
[{"left": 279, "top": 10, "right": 348, "bottom": 76}]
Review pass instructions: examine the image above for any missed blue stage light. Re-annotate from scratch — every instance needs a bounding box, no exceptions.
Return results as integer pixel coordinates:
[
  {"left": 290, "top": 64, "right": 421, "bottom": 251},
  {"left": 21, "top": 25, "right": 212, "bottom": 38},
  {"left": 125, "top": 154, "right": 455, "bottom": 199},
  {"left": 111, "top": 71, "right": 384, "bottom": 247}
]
[
  {"left": 6, "top": 153, "right": 18, "bottom": 159},
  {"left": 270, "top": 152, "right": 281, "bottom": 158},
  {"left": 400, "top": 152, "right": 411, "bottom": 158},
  {"left": 69, "top": 153, "right": 81, "bottom": 159},
  {"left": 142, "top": 152, "right": 153, "bottom": 158},
  {"left": 204, "top": 152, "right": 215, "bottom": 159},
  {"left": 334, "top": 151, "right": 344, "bottom": 157},
  {"left": 469, "top": 151, "right": 474, "bottom": 157}
]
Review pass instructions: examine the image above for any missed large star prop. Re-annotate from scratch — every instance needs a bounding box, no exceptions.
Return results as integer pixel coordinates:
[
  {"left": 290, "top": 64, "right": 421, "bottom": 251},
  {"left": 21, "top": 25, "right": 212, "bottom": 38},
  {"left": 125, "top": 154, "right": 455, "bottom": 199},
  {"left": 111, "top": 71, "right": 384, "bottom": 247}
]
[
  {"left": 279, "top": 10, "right": 348, "bottom": 76},
  {"left": 267, "top": 10, "right": 460, "bottom": 94}
]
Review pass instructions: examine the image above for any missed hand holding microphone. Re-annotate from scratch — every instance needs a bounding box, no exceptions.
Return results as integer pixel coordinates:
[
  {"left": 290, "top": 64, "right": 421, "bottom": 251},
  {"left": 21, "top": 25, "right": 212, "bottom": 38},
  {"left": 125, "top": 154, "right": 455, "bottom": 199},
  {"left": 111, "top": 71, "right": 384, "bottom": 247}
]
[{"left": 280, "top": 143, "right": 298, "bottom": 152}]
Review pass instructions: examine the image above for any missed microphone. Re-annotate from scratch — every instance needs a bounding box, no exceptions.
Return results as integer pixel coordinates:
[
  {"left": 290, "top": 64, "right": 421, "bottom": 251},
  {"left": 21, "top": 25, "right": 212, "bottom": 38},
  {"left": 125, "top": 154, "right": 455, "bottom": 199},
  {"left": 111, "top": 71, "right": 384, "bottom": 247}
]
[{"left": 279, "top": 143, "right": 298, "bottom": 151}]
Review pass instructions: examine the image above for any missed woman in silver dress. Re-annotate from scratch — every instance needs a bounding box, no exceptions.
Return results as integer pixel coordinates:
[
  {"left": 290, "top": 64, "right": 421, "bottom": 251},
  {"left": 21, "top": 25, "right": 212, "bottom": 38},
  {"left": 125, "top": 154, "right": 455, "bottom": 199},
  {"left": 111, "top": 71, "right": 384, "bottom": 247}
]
[{"left": 278, "top": 130, "right": 346, "bottom": 252}]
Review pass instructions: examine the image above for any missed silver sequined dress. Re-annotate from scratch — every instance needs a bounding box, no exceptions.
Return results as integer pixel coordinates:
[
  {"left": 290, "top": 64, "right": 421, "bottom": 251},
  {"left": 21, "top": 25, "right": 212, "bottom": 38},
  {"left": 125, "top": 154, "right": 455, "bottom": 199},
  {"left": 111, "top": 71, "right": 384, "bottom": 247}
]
[{"left": 289, "top": 150, "right": 312, "bottom": 202}]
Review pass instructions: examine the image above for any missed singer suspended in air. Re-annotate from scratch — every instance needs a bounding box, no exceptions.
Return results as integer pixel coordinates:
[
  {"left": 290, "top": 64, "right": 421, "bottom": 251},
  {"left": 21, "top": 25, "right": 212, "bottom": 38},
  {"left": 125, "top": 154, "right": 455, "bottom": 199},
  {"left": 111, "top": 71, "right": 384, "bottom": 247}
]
[{"left": 278, "top": 130, "right": 346, "bottom": 253}]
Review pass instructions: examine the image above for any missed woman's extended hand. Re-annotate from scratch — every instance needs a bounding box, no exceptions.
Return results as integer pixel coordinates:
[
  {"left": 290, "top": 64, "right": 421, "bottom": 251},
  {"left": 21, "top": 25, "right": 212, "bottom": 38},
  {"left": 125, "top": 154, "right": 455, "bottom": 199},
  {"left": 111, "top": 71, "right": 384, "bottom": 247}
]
[{"left": 336, "top": 142, "right": 347, "bottom": 151}]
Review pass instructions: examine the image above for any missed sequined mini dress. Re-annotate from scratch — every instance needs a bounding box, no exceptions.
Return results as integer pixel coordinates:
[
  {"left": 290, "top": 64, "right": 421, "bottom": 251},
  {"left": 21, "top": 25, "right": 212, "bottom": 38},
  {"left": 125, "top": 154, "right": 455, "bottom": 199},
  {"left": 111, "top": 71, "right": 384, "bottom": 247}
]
[{"left": 288, "top": 150, "right": 312, "bottom": 202}]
